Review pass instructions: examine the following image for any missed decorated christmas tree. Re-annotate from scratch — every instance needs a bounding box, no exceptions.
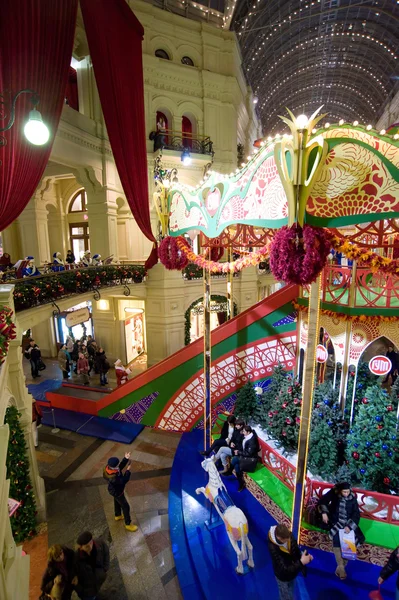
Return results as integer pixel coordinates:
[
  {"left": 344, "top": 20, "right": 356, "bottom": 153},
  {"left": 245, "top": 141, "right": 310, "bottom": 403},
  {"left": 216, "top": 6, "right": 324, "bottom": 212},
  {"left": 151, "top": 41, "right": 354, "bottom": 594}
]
[
  {"left": 234, "top": 380, "right": 258, "bottom": 422},
  {"left": 308, "top": 382, "right": 347, "bottom": 479},
  {"left": 346, "top": 361, "right": 380, "bottom": 420},
  {"left": 255, "top": 363, "right": 288, "bottom": 428},
  {"left": 346, "top": 385, "right": 399, "bottom": 494},
  {"left": 267, "top": 377, "right": 302, "bottom": 451},
  {"left": 389, "top": 376, "right": 399, "bottom": 412},
  {"left": 5, "top": 406, "right": 37, "bottom": 542}
]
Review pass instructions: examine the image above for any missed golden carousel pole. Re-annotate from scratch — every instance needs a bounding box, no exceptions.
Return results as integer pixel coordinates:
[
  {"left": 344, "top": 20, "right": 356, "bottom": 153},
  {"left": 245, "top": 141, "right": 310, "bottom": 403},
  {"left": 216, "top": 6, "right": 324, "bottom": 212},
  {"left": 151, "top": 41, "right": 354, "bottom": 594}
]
[
  {"left": 277, "top": 109, "right": 327, "bottom": 542},
  {"left": 203, "top": 258, "right": 212, "bottom": 451}
]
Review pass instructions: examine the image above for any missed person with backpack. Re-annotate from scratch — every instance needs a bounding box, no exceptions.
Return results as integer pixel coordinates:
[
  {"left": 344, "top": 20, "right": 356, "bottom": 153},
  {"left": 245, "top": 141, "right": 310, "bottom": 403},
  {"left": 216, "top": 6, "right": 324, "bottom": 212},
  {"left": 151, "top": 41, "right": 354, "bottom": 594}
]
[
  {"left": 95, "top": 347, "right": 110, "bottom": 386},
  {"left": 103, "top": 452, "right": 138, "bottom": 532},
  {"left": 25, "top": 339, "right": 42, "bottom": 379}
]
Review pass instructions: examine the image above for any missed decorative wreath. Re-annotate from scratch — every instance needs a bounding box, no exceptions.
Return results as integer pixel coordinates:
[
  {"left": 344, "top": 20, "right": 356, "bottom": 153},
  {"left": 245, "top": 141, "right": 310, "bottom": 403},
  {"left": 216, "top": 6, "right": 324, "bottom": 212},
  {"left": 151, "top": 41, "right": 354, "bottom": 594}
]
[
  {"left": 270, "top": 224, "right": 332, "bottom": 285},
  {"left": 158, "top": 236, "right": 189, "bottom": 270},
  {"left": 0, "top": 307, "right": 17, "bottom": 364}
]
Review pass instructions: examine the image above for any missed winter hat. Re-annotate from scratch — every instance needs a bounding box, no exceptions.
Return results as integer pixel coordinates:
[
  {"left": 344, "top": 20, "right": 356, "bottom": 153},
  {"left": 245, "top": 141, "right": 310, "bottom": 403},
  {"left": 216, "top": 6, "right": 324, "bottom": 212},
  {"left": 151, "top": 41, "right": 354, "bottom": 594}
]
[
  {"left": 336, "top": 481, "right": 351, "bottom": 491},
  {"left": 77, "top": 531, "right": 93, "bottom": 546},
  {"left": 107, "top": 457, "right": 119, "bottom": 468}
]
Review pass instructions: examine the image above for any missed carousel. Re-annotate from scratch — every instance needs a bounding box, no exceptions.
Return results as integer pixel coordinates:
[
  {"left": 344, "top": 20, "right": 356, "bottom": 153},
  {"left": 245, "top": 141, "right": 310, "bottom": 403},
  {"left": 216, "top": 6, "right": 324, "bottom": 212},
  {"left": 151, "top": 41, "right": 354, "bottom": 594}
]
[{"left": 151, "top": 108, "right": 399, "bottom": 599}]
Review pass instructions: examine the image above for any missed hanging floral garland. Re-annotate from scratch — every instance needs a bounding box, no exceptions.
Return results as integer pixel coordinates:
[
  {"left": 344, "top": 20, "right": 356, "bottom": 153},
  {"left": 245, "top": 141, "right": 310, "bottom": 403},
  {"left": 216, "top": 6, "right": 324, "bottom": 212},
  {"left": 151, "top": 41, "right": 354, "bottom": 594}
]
[
  {"left": 158, "top": 236, "right": 189, "bottom": 270},
  {"left": 176, "top": 237, "right": 270, "bottom": 273},
  {"left": 269, "top": 225, "right": 332, "bottom": 285},
  {"left": 294, "top": 302, "right": 399, "bottom": 323},
  {"left": 330, "top": 235, "right": 399, "bottom": 274},
  {"left": 0, "top": 307, "right": 17, "bottom": 364}
]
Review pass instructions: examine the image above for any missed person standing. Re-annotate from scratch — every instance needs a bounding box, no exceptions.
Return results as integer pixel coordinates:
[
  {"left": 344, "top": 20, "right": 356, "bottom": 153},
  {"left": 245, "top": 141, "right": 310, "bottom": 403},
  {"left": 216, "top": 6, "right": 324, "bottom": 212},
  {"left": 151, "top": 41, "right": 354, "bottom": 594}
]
[
  {"left": 41, "top": 544, "right": 78, "bottom": 600},
  {"left": 95, "top": 347, "right": 110, "bottom": 386},
  {"left": 103, "top": 452, "right": 138, "bottom": 532},
  {"left": 77, "top": 352, "right": 90, "bottom": 385},
  {"left": 378, "top": 546, "right": 399, "bottom": 600},
  {"left": 32, "top": 401, "right": 42, "bottom": 448},
  {"left": 384, "top": 345, "right": 398, "bottom": 385},
  {"left": 25, "top": 339, "right": 42, "bottom": 379},
  {"left": 268, "top": 523, "right": 313, "bottom": 600},
  {"left": 75, "top": 531, "right": 109, "bottom": 600},
  {"left": 58, "top": 344, "right": 70, "bottom": 380},
  {"left": 318, "top": 481, "right": 365, "bottom": 580}
]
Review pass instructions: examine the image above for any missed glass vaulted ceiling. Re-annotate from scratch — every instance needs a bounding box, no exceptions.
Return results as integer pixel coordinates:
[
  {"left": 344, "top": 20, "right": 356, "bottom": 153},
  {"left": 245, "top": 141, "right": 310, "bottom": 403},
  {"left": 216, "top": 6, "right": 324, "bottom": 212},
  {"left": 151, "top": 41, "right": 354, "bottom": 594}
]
[{"left": 231, "top": 0, "right": 399, "bottom": 134}]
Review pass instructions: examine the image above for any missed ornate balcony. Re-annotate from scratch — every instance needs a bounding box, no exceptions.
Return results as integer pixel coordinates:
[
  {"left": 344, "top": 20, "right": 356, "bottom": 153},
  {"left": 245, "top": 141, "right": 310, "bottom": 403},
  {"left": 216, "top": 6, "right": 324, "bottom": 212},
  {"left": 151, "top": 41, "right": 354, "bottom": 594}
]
[{"left": 150, "top": 129, "right": 214, "bottom": 157}]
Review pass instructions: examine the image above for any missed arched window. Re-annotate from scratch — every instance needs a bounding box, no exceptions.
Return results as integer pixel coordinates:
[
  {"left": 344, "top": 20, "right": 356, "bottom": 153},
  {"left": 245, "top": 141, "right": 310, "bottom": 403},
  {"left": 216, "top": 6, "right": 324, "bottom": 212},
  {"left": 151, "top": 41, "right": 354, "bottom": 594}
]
[
  {"left": 181, "top": 56, "right": 194, "bottom": 67},
  {"left": 69, "top": 190, "right": 87, "bottom": 213},
  {"left": 65, "top": 66, "right": 79, "bottom": 111},
  {"left": 68, "top": 191, "right": 89, "bottom": 259},
  {"left": 182, "top": 116, "right": 193, "bottom": 150},
  {"left": 155, "top": 49, "right": 170, "bottom": 60}
]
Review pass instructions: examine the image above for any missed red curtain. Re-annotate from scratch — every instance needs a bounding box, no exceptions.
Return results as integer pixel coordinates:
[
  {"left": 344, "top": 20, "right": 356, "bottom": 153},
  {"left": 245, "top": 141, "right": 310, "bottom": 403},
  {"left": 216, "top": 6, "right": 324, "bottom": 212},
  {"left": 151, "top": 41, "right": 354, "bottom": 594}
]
[
  {"left": 182, "top": 116, "right": 192, "bottom": 149},
  {"left": 0, "top": 0, "right": 78, "bottom": 231},
  {"left": 80, "top": 0, "right": 156, "bottom": 254},
  {"left": 65, "top": 67, "right": 79, "bottom": 111}
]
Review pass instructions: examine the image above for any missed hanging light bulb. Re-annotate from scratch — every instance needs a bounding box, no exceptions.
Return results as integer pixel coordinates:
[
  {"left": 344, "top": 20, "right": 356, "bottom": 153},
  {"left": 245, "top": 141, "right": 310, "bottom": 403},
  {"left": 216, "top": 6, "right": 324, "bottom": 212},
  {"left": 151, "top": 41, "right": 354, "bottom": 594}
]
[
  {"left": 295, "top": 114, "right": 309, "bottom": 129},
  {"left": 353, "top": 120, "right": 359, "bottom": 126},
  {"left": 24, "top": 108, "right": 50, "bottom": 145}
]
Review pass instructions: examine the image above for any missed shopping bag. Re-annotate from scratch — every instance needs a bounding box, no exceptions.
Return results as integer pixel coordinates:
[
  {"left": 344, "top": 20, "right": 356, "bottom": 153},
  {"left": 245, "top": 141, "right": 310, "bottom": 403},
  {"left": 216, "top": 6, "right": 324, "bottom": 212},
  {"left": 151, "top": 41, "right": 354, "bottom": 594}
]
[
  {"left": 339, "top": 528, "right": 357, "bottom": 561},
  {"left": 369, "top": 586, "right": 384, "bottom": 600}
]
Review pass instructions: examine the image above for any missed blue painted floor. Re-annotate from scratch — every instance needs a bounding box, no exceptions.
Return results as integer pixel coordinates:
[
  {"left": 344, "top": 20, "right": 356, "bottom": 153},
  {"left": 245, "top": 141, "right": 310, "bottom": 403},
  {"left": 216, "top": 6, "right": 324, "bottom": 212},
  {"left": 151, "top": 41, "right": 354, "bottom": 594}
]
[
  {"left": 27, "top": 378, "right": 61, "bottom": 401},
  {"left": 169, "top": 431, "right": 396, "bottom": 600}
]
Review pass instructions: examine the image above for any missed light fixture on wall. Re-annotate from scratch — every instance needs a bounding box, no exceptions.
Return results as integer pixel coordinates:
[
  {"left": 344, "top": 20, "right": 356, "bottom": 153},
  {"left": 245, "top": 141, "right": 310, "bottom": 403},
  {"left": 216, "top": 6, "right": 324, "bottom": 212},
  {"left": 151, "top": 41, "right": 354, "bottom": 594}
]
[
  {"left": 181, "top": 147, "right": 192, "bottom": 166},
  {"left": 0, "top": 89, "right": 50, "bottom": 146}
]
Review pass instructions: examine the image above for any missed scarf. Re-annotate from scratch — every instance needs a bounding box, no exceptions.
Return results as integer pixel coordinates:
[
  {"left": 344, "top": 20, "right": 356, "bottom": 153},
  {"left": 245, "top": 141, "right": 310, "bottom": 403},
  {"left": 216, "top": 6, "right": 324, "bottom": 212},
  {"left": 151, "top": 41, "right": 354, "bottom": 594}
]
[
  {"left": 242, "top": 432, "right": 253, "bottom": 449},
  {"left": 329, "top": 492, "right": 357, "bottom": 542}
]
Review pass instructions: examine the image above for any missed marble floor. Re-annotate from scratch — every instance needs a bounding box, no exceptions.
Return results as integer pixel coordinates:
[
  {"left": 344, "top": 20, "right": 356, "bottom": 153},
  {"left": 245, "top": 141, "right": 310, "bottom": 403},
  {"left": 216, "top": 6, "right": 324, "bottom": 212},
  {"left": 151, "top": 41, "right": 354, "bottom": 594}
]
[{"left": 27, "top": 423, "right": 183, "bottom": 600}]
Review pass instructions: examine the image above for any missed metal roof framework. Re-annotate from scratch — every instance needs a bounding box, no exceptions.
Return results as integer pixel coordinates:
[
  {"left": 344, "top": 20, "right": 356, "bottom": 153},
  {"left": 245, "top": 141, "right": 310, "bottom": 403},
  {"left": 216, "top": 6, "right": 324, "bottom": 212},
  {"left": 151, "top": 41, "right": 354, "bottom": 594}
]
[{"left": 231, "top": 0, "right": 399, "bottom": 134}]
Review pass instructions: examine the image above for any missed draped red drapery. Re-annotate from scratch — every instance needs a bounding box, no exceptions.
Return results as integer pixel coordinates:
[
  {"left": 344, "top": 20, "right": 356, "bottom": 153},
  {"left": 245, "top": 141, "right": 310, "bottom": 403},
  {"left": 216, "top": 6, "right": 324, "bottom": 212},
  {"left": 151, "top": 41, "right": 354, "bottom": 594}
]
[
  {"left": 80, "top": 0, "right": 157, "bottom": 266},
  {"left": 0, "top": 0, "right": 78, "bottom": 232}
]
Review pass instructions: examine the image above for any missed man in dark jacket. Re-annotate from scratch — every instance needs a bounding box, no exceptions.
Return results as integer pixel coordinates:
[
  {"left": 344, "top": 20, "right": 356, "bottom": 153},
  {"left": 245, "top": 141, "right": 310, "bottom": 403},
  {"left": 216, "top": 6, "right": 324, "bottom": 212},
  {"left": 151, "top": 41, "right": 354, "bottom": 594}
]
[
  {"left": 200, "top": 414, "right": 236, "bottom": 457},
  {"left": 378, "top": 546, "right": 399, "bottom": 599},
  {"left": 103, "top": 452, "right": 138, "bottom": 532},
  {"left": 75, "top": 531, "right": 109, "bottom": 600},
  {"left": 268, "top": 523, "right": 313, "bottom": 600},
  {"left": 25, "top": 339, "right": 42, "bottom": 379},
  {"left": 95, "top": 348, "right": 110, "bottom": 386},
  {"left": 214, "top": 419, "right": 244, "bottom": 474}
]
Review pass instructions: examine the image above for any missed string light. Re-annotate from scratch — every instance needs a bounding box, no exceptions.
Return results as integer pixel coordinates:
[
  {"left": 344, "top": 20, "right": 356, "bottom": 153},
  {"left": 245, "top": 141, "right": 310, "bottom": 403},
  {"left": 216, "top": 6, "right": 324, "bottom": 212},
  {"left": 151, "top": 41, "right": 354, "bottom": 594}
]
[
  {"left": 380, "top": 129, "right": 386, "bottom": 135},
  {"left": 366, "top": 124, "right": 372, "bottom": 130}
]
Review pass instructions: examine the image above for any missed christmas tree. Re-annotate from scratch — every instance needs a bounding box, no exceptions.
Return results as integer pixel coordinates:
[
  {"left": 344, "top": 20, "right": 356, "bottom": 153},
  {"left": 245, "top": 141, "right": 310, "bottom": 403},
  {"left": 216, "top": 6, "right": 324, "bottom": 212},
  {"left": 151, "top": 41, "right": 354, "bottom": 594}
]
[
  {"left": 346, "top": 361, "right": 380, "bottom": 420},
  {"left": 308, "top": 419, "right": 338, "bottom": 480},
  {"left": 267, "top": 377, "right": 302, "bottom": 451},
  {"left": 346, "top": 385, "right": 399, "bottom": 494},
  {"left": 5, "top": 406, "right": 37, "bottom": 542},
  {"left": 389, "top": 376, "right": 399, "bottom": 412},
  {"left": 234, "top": 381, "right": 258, "bottom": 422},
  {"left": 255, "top": 363, "right": 288, "bottom": 428},
  {"left": 307, "top": 382, "right": 347, "bottom": 479}
]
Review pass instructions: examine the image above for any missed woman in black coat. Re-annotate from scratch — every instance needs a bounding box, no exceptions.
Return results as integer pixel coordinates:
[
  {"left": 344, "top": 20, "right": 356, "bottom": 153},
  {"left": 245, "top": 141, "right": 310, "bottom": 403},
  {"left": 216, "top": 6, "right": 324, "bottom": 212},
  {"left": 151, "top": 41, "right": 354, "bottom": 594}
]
[
  {"left": 318, "top": 482, "right": 365, "bottom": 580},
  {"left": 230, "top": 425, "right": 260, "bottom": 492},
  {"left": 378, "top": 546, "right": 399, "bottom": 598},
  {"left": 200, "top": 415, "right": 236, "bottom": 457},
  {"left": 40, "top": 545, "right": 78, "bottom": 600}
]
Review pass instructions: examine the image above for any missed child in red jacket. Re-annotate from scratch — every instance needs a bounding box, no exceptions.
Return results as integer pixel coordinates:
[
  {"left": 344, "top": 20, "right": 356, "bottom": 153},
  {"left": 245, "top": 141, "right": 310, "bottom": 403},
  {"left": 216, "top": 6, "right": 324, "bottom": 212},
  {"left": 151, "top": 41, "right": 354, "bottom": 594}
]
[{"left": 77, "top": 352, "right": 90, "bottom": 385}]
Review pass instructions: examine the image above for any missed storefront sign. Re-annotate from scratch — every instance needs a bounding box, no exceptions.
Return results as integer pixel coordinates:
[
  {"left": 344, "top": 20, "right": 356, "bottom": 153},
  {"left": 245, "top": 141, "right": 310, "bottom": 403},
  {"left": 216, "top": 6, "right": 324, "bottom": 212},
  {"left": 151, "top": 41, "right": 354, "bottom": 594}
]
[
  {"left": 315, "top": 344, "right": 328, "bottom": 363},
  {"left": 65, "top": 307, "right": 90, "bottom": 328},
  {"left": 369, "top": 355, "right": 391, "bottom": 376}
]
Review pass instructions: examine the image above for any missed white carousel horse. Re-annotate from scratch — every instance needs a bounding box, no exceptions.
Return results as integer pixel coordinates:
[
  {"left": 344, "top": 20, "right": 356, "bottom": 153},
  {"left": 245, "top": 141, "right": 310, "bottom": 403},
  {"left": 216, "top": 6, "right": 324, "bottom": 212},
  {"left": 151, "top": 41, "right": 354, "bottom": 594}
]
[{"left": 195, "top": 458, "right": 254, "bottom": 574}]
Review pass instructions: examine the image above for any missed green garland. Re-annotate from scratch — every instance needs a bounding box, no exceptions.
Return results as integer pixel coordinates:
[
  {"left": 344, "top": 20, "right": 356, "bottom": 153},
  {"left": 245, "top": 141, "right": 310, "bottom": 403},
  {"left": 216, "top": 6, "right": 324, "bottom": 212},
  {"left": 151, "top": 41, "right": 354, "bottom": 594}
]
[
  {"left": 184, "top": 294, "right": 238, "bottom": 345},
  {"left": 5, "top": 406, "right": 37, "bottom": 542},
  {"left": 13, "top": 264, "right": 146, "bottom": 312}
]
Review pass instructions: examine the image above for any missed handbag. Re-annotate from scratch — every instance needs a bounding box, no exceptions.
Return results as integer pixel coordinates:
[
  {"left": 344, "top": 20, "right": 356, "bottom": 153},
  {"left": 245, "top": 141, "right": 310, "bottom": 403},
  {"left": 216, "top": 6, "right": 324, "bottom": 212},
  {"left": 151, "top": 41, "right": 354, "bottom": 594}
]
[
  {"left": 369, "top": 586, "right": 384, "bottom": 600},
  {"left": 339, "top": 528, "right": 357, "bottom": 561},
  {"left": 239, "top": 457, "right": 258, "bottom": 473},
  {"left": 38, "top": 359, "right": 46, "bottom": 371}
]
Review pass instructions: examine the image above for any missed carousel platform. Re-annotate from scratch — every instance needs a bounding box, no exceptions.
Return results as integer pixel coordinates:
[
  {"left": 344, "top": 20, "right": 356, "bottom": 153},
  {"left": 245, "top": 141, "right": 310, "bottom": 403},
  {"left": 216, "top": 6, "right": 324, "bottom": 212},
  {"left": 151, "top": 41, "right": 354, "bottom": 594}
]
[{"left": 169, "top": 430, "right": 397, "bottom": 600}]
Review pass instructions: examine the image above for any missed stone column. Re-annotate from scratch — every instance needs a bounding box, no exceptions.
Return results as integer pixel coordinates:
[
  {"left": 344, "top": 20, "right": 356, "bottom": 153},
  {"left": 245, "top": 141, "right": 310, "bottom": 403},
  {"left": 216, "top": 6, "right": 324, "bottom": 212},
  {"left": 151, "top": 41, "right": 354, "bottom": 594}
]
[
  {"left": 145, "top": 264, "right": 186, "bottom": 367},
  {"left": 238, "top": 266, "right": 259, "bottom": 312},
  {"left": 0, "top": 285, "right": 46, "bottom": 522},
  {"left": 86, "top": 188, "right": 119, "bottom": 260},
  {"left": 17, "top": 198, "right": 51, "bottom": 265},
  {"left": 116, "top": 206, "right": 135, "bottom": 261},
  {"left": 1, "top": 221, "right": 22, "bottom": 261},
  {"left": 91, "top": 298, "right": 118, "bottom": 362}
]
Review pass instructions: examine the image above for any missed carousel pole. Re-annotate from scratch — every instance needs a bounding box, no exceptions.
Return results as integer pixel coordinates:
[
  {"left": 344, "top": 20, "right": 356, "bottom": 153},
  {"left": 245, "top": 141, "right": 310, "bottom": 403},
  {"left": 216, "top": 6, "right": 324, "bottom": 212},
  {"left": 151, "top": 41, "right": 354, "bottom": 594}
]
[
  {"left": 203, "top": 261, "right": 212, "bottom": 451},
  {"left": 339, "top": 260, "right": 357, "bottom": 411},
  {"left": 227, "top": 246, "right": 233, "bottom": 319},
  {"left": 291, "top": 274, "right": 322, "bottom": 541}
]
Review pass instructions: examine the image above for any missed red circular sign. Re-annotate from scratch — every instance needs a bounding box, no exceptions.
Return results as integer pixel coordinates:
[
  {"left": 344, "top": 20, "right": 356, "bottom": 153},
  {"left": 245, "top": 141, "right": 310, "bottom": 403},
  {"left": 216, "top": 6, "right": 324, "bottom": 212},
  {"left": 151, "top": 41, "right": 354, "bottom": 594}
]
[
  {"left": 369, "top": 355, "right": 392, "bottom": 376},
  {"left": 316, "top": 344, "right": 328, "bottom": 363}
]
